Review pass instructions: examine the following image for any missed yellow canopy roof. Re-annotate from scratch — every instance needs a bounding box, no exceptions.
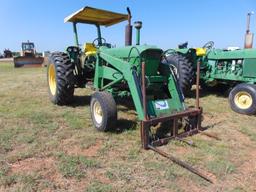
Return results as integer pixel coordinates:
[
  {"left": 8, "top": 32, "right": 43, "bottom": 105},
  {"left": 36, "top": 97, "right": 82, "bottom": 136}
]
[{"left": 64, "top": 6, "right": 128, "bottom": 26}]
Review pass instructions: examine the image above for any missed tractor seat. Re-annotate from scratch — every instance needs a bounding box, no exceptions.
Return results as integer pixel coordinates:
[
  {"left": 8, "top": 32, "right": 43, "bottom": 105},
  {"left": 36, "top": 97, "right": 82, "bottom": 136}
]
[
  {"left": 83, "top": 43, "right": 97, "bottom": 56},
  {"left": 196, "top": 48, "right": 207, "bottom": 56}
]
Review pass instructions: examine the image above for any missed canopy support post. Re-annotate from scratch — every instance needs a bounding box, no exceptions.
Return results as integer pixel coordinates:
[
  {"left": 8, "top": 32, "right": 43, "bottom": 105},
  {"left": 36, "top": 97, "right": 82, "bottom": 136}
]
[
  {"left": 96, "top": 25, "right": 102, "bottom": 46},
  {"left": 73, "top": 22, "right": 79, "bottom": 47}
]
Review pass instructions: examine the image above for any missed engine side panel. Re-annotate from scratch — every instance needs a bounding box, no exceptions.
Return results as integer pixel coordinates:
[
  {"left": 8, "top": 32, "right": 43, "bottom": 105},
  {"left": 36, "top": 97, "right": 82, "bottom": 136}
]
[{"left": 243, "top": 58, "right": 256, "bottom": 78}]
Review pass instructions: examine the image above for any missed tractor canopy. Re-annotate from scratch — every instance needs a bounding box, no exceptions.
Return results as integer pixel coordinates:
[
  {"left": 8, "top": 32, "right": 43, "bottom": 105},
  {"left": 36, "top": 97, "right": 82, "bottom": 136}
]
[{"left": 64, "top": 6, "right": 128, "bottom": 26}]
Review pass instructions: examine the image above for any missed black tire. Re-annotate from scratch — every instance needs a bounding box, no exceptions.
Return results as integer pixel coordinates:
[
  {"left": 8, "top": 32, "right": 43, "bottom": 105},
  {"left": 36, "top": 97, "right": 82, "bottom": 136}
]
[
  {"left": 47, "top": 52, "right": 75, "bottom": 105},
  {"left": 229, "top": 83, "right": 256, "bottom": 115},
  {"left": 161, "top": 53, "right": 194, "bottom": 96},
  {"left": 90, "top": 91, "right": 117, "bottom": 132}
]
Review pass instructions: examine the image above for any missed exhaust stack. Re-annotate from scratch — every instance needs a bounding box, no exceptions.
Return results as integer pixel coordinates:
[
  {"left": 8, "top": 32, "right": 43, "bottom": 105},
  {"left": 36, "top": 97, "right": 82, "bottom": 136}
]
[
  {"left": 125, "top": 7, "right": 132, "bottom": 46},
  {"left": 244, "top": 11, "right": 254, "bottom": 49}
]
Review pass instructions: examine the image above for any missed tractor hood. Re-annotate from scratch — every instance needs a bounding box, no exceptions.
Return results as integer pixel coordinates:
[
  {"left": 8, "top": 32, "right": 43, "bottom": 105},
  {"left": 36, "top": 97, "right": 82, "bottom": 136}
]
[
  {"left": 207, "top": 48, "right": 256, "bottom": 59},
  {"left": 99, "top": 45, "right": 163, "bottom": 58},
  {"left": 99, "top": 45, "right": 163, "bottom": 76}
]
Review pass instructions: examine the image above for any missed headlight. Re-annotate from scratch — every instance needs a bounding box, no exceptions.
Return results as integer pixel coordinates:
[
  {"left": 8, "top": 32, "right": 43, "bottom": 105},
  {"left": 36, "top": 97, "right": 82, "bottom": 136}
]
[{"left": 67, "top": 48, "right": 72, "bottom": 52}]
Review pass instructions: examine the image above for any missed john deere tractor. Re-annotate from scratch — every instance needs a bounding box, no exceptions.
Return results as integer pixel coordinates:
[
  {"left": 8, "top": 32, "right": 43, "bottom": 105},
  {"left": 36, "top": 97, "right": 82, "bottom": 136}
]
[
  {"left": 170, "top": 41, "right": 256, "bottom": 115},
  {"left": 168, "top": 12, "right": 256, "bottom": 115},
  {"left": 47, "top": 6, "right": 202, "bottom": 137},
  {"left": 47, "top": 6, "right": 218, "bottom": 182}
]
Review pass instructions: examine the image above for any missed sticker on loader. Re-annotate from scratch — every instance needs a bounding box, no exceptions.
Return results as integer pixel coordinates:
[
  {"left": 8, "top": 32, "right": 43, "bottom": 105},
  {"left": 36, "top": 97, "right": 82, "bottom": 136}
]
[{"left": 155, "top": 100, "right": 169, "bottom": 110}]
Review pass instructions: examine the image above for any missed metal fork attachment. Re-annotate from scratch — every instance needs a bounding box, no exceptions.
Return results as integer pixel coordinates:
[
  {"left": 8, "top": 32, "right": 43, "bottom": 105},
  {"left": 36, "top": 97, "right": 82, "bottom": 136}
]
[{"left": 140, "top": 61, "right": 214, "bottom": 183}]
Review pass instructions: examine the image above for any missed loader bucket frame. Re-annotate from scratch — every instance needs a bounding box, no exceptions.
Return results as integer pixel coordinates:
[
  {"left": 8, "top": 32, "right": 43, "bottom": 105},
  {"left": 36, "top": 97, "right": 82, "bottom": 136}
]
[{"left": 140, "top": 60, "right": 215, "bottom": 183}]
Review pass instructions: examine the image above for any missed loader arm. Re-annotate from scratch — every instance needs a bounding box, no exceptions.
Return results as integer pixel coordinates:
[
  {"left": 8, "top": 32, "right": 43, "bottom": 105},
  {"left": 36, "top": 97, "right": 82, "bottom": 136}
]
[{"left": 94, "top": 46, "right": 186, "bottom": 120}]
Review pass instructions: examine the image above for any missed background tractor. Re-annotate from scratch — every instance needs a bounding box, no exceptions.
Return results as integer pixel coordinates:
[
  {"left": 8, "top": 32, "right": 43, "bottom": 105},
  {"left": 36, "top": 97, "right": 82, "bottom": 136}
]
[
  {"left": 14, "top": 41, "right": 44, "bottom": 67},
  {"left": 3, "top": 49, "right": 13, "bottom": 58},
  {"left": 170, "top": 12, "right": 256, "bottom": 115},
  {"left": 46, "top": 6, "right": 214, "bottom": 182}
]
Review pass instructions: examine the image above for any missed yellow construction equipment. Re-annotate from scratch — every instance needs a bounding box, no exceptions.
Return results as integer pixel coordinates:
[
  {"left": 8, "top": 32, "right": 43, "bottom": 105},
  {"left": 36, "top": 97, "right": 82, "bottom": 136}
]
[{"left": 14, "top": 41, "right": 44, "bottom": 67}]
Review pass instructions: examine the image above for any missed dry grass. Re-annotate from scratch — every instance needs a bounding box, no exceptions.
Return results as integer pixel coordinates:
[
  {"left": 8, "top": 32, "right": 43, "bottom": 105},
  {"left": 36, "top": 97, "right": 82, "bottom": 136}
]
[{"left": 0, "top": 62, "right": 256, "bottom": 192}]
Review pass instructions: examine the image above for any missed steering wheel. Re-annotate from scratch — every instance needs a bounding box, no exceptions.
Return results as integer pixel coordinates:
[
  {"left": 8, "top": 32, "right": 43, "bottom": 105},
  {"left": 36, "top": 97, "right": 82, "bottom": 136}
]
[
  {"left": 92, "top": 37, "right": 106, "bottom": 47},
  {"left": 202, "top": 41, "right": 214, "bottom": 49}
]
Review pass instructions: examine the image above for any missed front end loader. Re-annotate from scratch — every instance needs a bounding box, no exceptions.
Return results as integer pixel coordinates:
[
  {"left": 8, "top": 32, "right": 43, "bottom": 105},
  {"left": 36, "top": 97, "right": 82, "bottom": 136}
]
[{"left": 46, "top": 6, "right": 213, "bottom": 182}]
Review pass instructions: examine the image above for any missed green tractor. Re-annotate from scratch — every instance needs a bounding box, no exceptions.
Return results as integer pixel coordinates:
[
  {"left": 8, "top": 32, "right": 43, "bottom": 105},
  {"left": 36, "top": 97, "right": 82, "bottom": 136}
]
[
  {"left": 47, "top": 6, "right": 201, "bottom": 132},
  {"left": 170, "top": 12, "right": 256, "bottom": 115},
  {"left": 46, "top": 6, "right": 217, "bottom": 182}
]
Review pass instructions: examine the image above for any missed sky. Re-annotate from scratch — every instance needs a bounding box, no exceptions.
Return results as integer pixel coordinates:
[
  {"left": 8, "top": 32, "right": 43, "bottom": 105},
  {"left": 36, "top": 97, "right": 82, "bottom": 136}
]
[{"left": 0, "top": 0, "right": 255, "bottom": 52}]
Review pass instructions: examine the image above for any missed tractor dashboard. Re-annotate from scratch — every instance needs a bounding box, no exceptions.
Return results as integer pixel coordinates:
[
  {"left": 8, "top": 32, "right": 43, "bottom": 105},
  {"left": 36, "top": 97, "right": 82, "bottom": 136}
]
[
  {"left": 66, "top": 46, "right": 81, "bottom": 61},
  {"left": 66, "top": 46, "right": 80, "bottom": 53}
]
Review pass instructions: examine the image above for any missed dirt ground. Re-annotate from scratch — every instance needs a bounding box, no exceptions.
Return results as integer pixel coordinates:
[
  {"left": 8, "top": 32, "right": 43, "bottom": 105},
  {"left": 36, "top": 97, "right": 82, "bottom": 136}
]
[{"left": 0, "top": 62, "right": 256, "bottom": 192}]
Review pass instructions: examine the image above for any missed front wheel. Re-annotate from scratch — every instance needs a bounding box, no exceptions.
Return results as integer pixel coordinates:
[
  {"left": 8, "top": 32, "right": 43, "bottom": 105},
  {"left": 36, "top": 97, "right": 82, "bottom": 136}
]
[
  {"left": 90, "top": 91, "right": 117, "bottom": 131},
  {"left": 229, "top": 83, "right": 256, "bottom": 115}
]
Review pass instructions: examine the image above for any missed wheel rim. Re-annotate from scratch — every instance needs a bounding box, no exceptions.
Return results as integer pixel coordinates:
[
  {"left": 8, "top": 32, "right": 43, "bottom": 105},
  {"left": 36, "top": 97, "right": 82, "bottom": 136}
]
[
  {"left": 234, "top": 91, "right": 253, "bottom": 109},
  {"left": 93, "top": 101, "right": 103, "bottom": 124},
  {"left": 48, "top": 64, "right": 56, "bottom": 95}
]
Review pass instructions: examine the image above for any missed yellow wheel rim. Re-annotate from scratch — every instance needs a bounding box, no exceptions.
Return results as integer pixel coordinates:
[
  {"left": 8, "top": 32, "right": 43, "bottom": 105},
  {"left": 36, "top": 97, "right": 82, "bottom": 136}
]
[
  {"left": 93, "top": 101, "right": 103, "bottom": 124},
  {"left": 234, "top": 91, "right": 253, "bottom": 109},
  {"left": 48, "top": 63, "right": 56, "bottom": 95}
]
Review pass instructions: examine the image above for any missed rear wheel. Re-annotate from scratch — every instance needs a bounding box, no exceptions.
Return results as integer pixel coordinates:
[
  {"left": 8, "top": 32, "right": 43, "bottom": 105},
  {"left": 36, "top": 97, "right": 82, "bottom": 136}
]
[
  {"left": 161, "top": 53, "right": 194, "bottom": 96},
  {"left": 90, "top": 91, "right": 117, "bottom": 131},
  {"left": 229, "top": 83, "right": 256, "bottom": 115},
  {"left": 47, "top": 52, "right": 75, "bottom": 105}
]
